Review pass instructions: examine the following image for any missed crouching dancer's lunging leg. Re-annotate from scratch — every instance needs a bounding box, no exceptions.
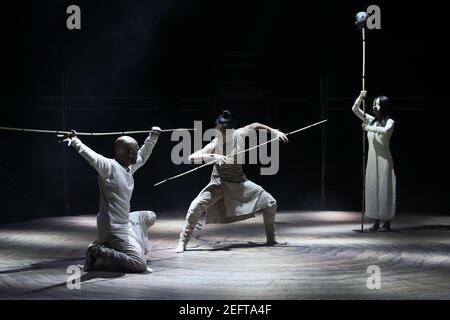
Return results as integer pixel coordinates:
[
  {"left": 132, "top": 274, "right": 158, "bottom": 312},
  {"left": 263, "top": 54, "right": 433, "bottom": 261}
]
[
  {"left": 260, "top": 192, "right": 285, "bottom": 245},
  {"left": 176, "top": 185, "right": 224, "bottom": 253}
]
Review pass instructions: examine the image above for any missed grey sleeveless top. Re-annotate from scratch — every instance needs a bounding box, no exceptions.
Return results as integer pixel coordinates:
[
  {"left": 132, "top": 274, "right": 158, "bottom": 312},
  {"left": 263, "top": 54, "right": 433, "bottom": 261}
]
[{"left": 211, "top": 130, "right": 247, "bottom": 182}]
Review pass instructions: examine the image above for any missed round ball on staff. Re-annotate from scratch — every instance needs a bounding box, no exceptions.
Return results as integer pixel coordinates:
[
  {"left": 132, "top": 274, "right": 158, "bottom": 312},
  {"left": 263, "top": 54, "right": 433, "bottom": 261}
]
[{"left": 355, "top": 11, "right": 369, "bottom": 30}]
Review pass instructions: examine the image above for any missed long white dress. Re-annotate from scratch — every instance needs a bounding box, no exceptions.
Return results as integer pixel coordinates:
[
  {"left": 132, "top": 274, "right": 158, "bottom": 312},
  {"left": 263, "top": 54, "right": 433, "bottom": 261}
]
[{"left": 352, "top": 98, "right": 396, "bottom": 220}]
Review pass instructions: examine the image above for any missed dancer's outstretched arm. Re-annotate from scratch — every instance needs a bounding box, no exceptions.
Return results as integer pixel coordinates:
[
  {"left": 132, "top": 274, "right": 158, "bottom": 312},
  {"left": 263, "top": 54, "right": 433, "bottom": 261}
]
[
  {"left": 188, "top": 140, "right": 230, "bottom": 165},
  {"left": 240, "top": 123, "right": 289, "bottom": 143},
  {"left": 130, "top": 126, "right": 161, "bottom": 174},
  {"left": 362, "top": 119, "right": 395, "bottom": 135},
  {"left": 60, "top": 131, "right": 111, "bottom": 178}
]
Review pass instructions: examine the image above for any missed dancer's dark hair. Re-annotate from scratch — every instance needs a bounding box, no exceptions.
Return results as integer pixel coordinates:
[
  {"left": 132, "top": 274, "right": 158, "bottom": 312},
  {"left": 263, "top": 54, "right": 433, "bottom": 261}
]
[
  {"left": 371, "top": 96, "right": 391, "bottom": 126},
  {"left": 215, "top": 110, "right": 233, "bottom": 129}
]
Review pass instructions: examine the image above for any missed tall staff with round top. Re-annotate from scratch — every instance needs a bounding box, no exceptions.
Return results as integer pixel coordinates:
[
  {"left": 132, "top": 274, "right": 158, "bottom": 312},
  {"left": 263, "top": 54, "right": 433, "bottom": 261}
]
[{"left": 355, "top": 11, "right": 369, "bottom": 232}]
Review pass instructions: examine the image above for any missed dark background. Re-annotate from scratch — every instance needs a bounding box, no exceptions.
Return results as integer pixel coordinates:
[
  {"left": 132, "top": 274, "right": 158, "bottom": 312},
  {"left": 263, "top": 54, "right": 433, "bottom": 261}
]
[{"left": 1, "top": 0, "right": 449, "bottom": 223}]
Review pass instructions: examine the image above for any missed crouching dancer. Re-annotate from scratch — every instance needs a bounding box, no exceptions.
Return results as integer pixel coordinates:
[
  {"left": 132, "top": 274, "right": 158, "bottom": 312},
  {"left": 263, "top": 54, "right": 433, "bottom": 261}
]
[
  {"left": 175, "top": 110, "right": 288, "bottom": 253},
  {"left": 59, "top": 127, "right": 160, "bottom": 273}
]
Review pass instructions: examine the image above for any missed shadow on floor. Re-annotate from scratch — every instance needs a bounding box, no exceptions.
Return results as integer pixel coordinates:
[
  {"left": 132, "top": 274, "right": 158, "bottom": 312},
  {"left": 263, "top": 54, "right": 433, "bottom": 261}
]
[
  {"left": 396, "top": 225, "right": 450, "bottom": 232},
  {"left": 0, "top": 258, "right": 83, "bottom": 275},
  {"left": 1, "top": 258, "right": 127, "bottom": 296},
  {"left": 23, "top": 271, "right": 126, "bottom": 296},
  {"left": 189, "top": 240, "right": 293, "bottom": 252},
  {"left": 352, "top": 225, "right": 450, "bottom": 234}
]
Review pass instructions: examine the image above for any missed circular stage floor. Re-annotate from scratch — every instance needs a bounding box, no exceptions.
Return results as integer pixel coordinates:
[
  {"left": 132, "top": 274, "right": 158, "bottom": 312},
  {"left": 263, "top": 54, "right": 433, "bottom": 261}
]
[{"left": 1, "top": 211, "right": 450, "bottom": 299}]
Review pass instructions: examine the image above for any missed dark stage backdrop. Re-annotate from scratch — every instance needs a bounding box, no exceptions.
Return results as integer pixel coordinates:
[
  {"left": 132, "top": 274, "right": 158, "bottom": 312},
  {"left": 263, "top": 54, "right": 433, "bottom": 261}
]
[{"left": 1, "top": 0, "right": 449, "bottom": 223}]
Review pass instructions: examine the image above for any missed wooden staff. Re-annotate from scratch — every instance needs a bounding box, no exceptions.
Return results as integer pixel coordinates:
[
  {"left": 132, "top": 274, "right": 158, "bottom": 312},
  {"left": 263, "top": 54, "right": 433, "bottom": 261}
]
[
  {"left": 0, "top": 126, "right": 195, "bottom": 136},
  {"left": 360, "top": 27, "right": 367, "bottom": 232},
  {"left": 154, "top": 119, "right": 328, "bottom": 187},
  {"left": 355, "top": 10, "right": 369, "bottom": 232}
]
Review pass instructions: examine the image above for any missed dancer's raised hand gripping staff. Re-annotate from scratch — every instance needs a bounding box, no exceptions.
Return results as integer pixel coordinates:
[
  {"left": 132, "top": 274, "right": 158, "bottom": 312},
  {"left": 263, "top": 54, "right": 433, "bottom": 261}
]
[
  {"left": 58, "top": 127, "right": 161, "bottom": 273},
  {"left": 352, "top": 91, "right": 396, "bottom": 232},
  {"left": 175, "top": 110, "right": 288, "bottom": 253}
]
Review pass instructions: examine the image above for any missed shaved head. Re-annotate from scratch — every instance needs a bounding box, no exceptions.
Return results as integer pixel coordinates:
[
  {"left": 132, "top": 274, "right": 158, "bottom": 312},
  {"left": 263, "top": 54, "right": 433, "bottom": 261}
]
[
  {"left": 114, "top": 136, "right": 139, "bottom": 167},
  {"left": 115, "top": 136, "right": 138, "bottom": 154}
]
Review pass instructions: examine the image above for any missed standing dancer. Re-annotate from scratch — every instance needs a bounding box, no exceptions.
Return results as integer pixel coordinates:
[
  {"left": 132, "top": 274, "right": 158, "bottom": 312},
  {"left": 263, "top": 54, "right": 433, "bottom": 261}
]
[
  {"left": 352, "top": 91, "right": 396, "bottom": 231},
  {"left": 175, "top": 110, "right": 288, "bottom": 253},
  {"left": 59, "top": 127, "right": 161, "bottom": 272}
]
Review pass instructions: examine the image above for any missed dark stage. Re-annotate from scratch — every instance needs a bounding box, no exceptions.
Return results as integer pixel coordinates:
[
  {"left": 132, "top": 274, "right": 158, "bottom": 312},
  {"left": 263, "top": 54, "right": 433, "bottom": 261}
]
[
  {"left": 1, "top": 211, "right": 449, "bottom": 299},
  {"left": 1, "top": 0, "right": 450, "bottom": 304}
]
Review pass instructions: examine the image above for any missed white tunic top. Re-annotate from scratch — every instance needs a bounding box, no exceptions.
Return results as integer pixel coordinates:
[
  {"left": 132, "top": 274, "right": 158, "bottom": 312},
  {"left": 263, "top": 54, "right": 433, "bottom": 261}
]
[
  {"left": 352, "top": 98, "right": 396, "bottom": 220},
  {"left": 72, "top": 134, "right": 158, "bottom": 241}
]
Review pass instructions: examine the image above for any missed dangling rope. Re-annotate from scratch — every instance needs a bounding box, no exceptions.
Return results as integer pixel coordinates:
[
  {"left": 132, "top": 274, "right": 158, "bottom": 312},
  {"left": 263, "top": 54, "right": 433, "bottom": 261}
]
[
  {"left": 0, "top": 126, "right": 195, "bottom": 136},
  {"left": 153, "top": 119, "right": 328, "bottom": 187}
]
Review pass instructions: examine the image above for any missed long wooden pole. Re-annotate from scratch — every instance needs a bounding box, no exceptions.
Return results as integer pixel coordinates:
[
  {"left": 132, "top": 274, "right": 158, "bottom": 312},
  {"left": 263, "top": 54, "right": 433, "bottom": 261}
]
[
  {"left": 0, "top": 127, "right": 195, "bottom": 136},
  {"left": 154, "top": 119, "right": 328, "bottom": 187},
  {"left": 361, "top": 27, "right": 367, "bottom": 231}
]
